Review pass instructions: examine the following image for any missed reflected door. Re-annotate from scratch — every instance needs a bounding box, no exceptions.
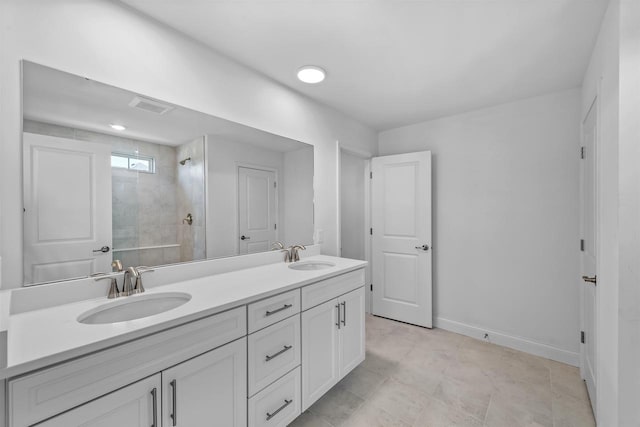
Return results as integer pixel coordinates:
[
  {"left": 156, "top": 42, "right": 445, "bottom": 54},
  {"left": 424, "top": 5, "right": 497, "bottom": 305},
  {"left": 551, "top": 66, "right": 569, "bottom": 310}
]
[
  {"left": 238, "top": 167, "right": 277, "bottom": 254},
  {"left": 23, "top": 133, "right": 112, "bottom": 284},
  {"left": 371, "top": 151, "right": 432, "bottom": 327}
]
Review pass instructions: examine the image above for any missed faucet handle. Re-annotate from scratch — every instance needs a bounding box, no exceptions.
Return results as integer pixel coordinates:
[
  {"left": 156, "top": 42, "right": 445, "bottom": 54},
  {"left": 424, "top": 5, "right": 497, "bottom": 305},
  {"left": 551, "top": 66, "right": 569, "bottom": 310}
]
[
  {"left": 91, "top": 272, "right": 122, "bottom": 299},
  {"left": 291, "top": 245, "right": 306, "bottom": 262},
  {"left": 111, "top": 259, "right": 123, "bottom": 272},
  {"left": 131, "top": 266, "right": 154, "bottom": 294},
  {"left": 271, "top": 242, "right": 285, "bottom": 250},
  {"left": 91, "top": 272, "right": 121, "bottom": 281}
]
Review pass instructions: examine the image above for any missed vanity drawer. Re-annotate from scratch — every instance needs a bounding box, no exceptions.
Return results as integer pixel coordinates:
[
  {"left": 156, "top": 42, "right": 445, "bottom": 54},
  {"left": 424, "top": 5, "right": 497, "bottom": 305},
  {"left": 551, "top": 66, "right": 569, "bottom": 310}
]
[
  {"left": 301, "top": 268, "right": 365, "bottom": 311},
  {"left": 248, "top": 314, "right": 300, "bottom": 396},
  {"left": 248, "top": 288, "right": 300, "bottom": 333},
  {"left": 249, "top": 366, "right": 301, "bottom": 427},
  {"left": 8, "top": 306, "right": 246, "bottom": 427}
]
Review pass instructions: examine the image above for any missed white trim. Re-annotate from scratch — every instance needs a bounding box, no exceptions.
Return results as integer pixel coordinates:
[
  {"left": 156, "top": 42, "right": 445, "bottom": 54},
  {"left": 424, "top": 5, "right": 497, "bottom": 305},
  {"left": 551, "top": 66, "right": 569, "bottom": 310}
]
[
  {"left": 434, "top": 317, "right": 580, "bottom": 367},
  {"left": 363, "top": 160, "right": 372, "bottom": 314},
  {"left": 336, "top": 141, "right": 342, "bottom": 257}
]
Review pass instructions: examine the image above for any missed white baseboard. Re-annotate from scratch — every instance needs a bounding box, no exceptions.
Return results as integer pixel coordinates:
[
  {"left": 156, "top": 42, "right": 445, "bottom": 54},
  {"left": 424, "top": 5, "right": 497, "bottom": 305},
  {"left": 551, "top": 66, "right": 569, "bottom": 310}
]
[{"left": 434, "top": 317, "right": 580, "bottom": 367}]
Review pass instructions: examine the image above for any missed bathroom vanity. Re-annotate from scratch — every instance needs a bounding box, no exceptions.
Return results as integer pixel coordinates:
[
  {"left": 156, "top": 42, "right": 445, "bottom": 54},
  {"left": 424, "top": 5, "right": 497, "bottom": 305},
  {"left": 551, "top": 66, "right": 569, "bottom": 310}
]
[{"left": 0, "top": 253, "right": 366, "bottom": 427}]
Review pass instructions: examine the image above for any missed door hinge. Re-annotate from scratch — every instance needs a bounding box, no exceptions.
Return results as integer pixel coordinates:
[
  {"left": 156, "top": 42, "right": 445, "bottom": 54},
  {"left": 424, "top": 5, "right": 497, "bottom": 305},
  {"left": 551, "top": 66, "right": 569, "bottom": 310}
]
[
  {"left": 370, "top": 228, "right": 373, "bottom": 235},
  {"left": 580, "top": 239, "right": 585, "bottom": 251},
  {"left": 581, "top": 331, "right": 585, "bottom": 344},
  {"left": 274, "top": 181, "right": 277, "bottom": 188},
  {"left": 370, "top": 284, "right": 373, "bottom": 291},
  {"left": 274, "top": 223, "right": 277, "bottom": 230},
  {"left": 580, "top": 146, "right": 585, "bottom": 159},
  {"left": 370, "top": 171, "right": 373, "bottom": 179}
]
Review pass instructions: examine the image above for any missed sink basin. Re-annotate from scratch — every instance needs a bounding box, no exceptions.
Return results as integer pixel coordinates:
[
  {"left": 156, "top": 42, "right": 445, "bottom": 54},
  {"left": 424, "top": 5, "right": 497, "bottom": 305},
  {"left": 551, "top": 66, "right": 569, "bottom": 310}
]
[
  {"left": 78, "top": 292, "right": 192, "bottom": 325},
  {"left": 288, "top": 261, "right": 336, "bottom": 271}
]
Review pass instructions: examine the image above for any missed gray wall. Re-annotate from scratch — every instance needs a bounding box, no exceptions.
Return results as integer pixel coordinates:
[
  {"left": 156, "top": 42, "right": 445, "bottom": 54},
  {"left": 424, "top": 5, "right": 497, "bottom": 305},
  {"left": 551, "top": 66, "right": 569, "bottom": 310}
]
[{"left": 378, "top": 88, "right": 581, "bottom": 363}]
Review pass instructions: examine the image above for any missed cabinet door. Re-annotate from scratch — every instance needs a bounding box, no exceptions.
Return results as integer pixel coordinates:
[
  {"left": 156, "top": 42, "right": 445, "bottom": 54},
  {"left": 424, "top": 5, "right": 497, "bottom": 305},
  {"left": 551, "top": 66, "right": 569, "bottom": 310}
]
[
  {"left": 37, "top": 374, "right": 161, "bottom": 427},
  {"left": 162, "top": 338, "right": 247, "bottom": 427},
  {"left": 339, "top": 287, "right": 366, "bottom": 377},
  {"left": 301, "top": 298, "right": 340, "bottom": 410}
]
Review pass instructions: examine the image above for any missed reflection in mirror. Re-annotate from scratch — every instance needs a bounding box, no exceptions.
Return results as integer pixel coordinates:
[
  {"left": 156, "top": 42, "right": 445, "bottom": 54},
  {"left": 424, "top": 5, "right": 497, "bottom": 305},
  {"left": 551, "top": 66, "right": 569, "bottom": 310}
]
[{"left": 22, "top": 61, "right": 314, "bottom": 286}]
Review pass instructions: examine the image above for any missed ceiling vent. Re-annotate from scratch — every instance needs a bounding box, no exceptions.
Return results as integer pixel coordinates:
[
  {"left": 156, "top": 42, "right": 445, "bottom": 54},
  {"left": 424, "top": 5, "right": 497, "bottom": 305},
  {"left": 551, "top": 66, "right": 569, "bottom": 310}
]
[{"left": 128, "top": 96, "right": 174, "bottom": 115}]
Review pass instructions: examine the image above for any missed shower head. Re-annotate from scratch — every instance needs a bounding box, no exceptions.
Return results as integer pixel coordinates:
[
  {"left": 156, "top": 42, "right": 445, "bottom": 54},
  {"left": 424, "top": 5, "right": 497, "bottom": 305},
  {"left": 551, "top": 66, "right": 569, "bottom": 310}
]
[{"left": 179, "top": 157, "right": 191, "bottom": 165}]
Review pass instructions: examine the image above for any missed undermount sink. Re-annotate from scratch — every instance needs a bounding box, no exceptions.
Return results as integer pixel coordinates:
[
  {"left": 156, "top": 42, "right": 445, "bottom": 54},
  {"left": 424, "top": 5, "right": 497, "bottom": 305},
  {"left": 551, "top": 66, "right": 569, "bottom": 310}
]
[
  {"left": 78, "top": 292, "right": 192, "bottom": 325},
  {"left": 288, "top": 261, "right": 336, "bottom": 271}
]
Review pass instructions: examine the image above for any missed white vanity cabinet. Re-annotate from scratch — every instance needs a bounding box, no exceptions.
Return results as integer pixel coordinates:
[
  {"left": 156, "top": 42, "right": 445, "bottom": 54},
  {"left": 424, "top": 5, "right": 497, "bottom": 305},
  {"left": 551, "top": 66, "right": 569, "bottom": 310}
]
[
  {"left": 37, "top": 374, "right": 161, "bottom": 427},
  {"left": 5, "top": 262, "right": 367, "bottom": 427},
  {"left": 301, "top": 284, "right": 365, "bottom": 410},
  {"left": 162, "top": 338, "right": 247, "bottom": 427}
]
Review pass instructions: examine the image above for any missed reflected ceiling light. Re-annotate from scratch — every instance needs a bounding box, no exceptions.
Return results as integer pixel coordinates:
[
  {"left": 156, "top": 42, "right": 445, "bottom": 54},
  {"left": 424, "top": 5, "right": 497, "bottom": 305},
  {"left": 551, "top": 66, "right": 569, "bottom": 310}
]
[
  {"left": 110, "top": 123, "right": 126, "bottom": 131},
  {"left": 297, "top": 66, "right": 326, "bottom": 84}
]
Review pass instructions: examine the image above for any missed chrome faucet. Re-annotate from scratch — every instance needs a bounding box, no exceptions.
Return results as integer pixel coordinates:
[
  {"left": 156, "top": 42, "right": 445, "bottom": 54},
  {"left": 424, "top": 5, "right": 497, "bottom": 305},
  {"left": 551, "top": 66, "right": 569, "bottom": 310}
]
[
  {"left": 92, "top": 263, "right": 154, "bottom": 298},
  {"left": 290, "top": 245, "right": 306, "bottom": 262},
  {"left": 122, "top": 266, "right": 155, "bottom": 296},
  {"left": 272, "top": 242, "right": 292, "bottom": 262},
  {"left": 91, "top": 259, "right": 124, "bottom": 298},
  {"left": 122, "top": 267, "right": 137, "bottom": 296}
]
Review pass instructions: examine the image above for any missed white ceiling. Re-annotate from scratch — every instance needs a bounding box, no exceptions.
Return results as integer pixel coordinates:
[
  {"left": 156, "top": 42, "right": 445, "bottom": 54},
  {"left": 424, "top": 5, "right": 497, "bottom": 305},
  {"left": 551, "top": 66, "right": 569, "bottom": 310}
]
[
  {"left": 23, "top": 62, "right": 308, "bottom": 152},
  {"left": 121, "top": 0, "right": 607, "bottom": 131}
]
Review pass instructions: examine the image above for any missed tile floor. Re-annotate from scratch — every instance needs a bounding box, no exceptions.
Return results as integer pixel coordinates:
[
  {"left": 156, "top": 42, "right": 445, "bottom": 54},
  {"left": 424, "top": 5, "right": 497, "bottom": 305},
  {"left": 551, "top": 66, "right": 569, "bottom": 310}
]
[{"left": 290, "top": 314, "right": 595, "bottom": 427}]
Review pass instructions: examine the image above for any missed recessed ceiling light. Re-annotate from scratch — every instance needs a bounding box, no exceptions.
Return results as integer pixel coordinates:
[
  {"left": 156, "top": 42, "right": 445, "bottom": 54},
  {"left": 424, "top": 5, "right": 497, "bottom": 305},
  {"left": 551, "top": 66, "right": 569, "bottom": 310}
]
[
  {"left": 297, "top": 66, "right": 326, "bottom": 84},
  {"left": 110, "top": 124, "right": 126, "bottom": 131}
]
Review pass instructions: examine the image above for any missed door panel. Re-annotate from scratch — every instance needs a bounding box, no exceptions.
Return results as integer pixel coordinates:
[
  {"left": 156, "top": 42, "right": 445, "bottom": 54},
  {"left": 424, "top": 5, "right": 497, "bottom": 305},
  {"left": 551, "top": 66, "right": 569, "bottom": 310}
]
[
  {"left": 37, "top": 374, "right": 161, "bottom": 427},
  {"left": 238, "top": 167, "right": 277, "bottom": 254},
  {"left": 301, "top": 298, "right": 339, "bottom": 410},
  {"left": 581, "top": 100, "right": 597, "bottom": 411},
  {"left": 372, "top": 152, "right": 432, "bottom": 327},
  {"left": 339, "top": 287, "right": 366, "bottom": 377},
  {"left": 23, "top": 132, "right": 112, "bottom": 284},
  {"left": 162, "top": 338, "right": 247, "bottom": 427}
]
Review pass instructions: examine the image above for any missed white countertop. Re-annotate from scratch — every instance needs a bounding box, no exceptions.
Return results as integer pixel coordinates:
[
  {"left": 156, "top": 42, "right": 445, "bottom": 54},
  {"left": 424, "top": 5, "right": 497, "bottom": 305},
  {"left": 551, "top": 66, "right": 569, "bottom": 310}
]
[{"left": 1, "top": 255, "right": 366, "bottom": 379}]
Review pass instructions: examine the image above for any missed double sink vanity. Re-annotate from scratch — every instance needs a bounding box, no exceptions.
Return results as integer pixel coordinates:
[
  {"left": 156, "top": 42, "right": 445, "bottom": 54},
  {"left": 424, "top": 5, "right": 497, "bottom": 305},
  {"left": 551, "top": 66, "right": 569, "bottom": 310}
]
[{"left": 0, "top": 251, "right": 366, "bottom": 426}]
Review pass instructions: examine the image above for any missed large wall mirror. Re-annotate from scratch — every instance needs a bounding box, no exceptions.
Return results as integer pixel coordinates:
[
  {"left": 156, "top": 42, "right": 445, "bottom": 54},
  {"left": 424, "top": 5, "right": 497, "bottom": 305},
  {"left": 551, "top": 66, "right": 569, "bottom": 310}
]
[{"left": 22, "top": 61, "right": 314, "bottom": 286}]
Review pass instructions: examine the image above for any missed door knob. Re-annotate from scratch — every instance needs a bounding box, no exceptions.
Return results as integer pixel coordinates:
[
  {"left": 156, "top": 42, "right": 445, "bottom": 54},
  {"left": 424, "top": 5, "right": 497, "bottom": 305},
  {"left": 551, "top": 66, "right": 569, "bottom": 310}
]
[
  {"left": 240, "top": 235, "right": 250, "bottom": 240},
  {"left": 93, "top": 246, "right": 110, "bottom": 253},
  {"left": 415, "top": 244, "right": 429, "bottom": 251},
  {"left": 582, "top": 275, "right": 597, "bottom": 285}
]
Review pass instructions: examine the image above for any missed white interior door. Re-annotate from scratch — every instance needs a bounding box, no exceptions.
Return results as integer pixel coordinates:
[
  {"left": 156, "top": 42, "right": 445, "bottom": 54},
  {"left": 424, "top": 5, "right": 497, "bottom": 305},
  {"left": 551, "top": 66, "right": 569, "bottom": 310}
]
[
  {"left": 23, "top": 132, "right": 112, "bottom": 284},
  {"left": 581, "top": 100, "right": 597, "bottom": 411},
  {"left": 371, "top": 151, "right": 432, "bottom": 327},
  {"left": 238, "top": 167, "right": 277, "bottom": 254}
]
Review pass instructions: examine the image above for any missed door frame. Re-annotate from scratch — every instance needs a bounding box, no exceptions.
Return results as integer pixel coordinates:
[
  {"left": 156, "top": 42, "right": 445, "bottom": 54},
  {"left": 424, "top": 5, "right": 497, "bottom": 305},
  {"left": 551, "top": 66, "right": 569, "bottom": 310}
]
[
  {"left": 235, "top": 162, "right": 279, "bottom": 255},
  {"left": 579, "top": 93, "right": 599, "bottom": 416},
  {"left": 336, "top": 142, "right": 372, "bottom": 313}
]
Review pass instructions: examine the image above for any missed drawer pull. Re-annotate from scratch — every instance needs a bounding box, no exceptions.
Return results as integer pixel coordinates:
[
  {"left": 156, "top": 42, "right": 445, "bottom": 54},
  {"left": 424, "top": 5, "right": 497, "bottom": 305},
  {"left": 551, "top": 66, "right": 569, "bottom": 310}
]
[
  {"left": 150, "top": 388, "right": 158, "bottom": 427},
  {"left": 266, "top": 399, "right": 293, "bottom": 421},
  {"left": 265, "top": 304, "right": 293, "bottom": 317},
  {"left": 265, "top": 345, "right": 293, "bottom": 361},
  {"left": 170, "top": 379, "right": 177, "bottom": 426}
]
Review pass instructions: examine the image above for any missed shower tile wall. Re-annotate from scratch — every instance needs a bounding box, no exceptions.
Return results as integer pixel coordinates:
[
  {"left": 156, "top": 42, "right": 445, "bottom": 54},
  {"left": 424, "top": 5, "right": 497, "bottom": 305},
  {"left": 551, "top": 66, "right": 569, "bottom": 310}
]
[
  {"left": 23, "top": 120, "right": 183, "bottom": 270},
  {"left": 176, "top": 137, "right": 206, "bottom": 262}
]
